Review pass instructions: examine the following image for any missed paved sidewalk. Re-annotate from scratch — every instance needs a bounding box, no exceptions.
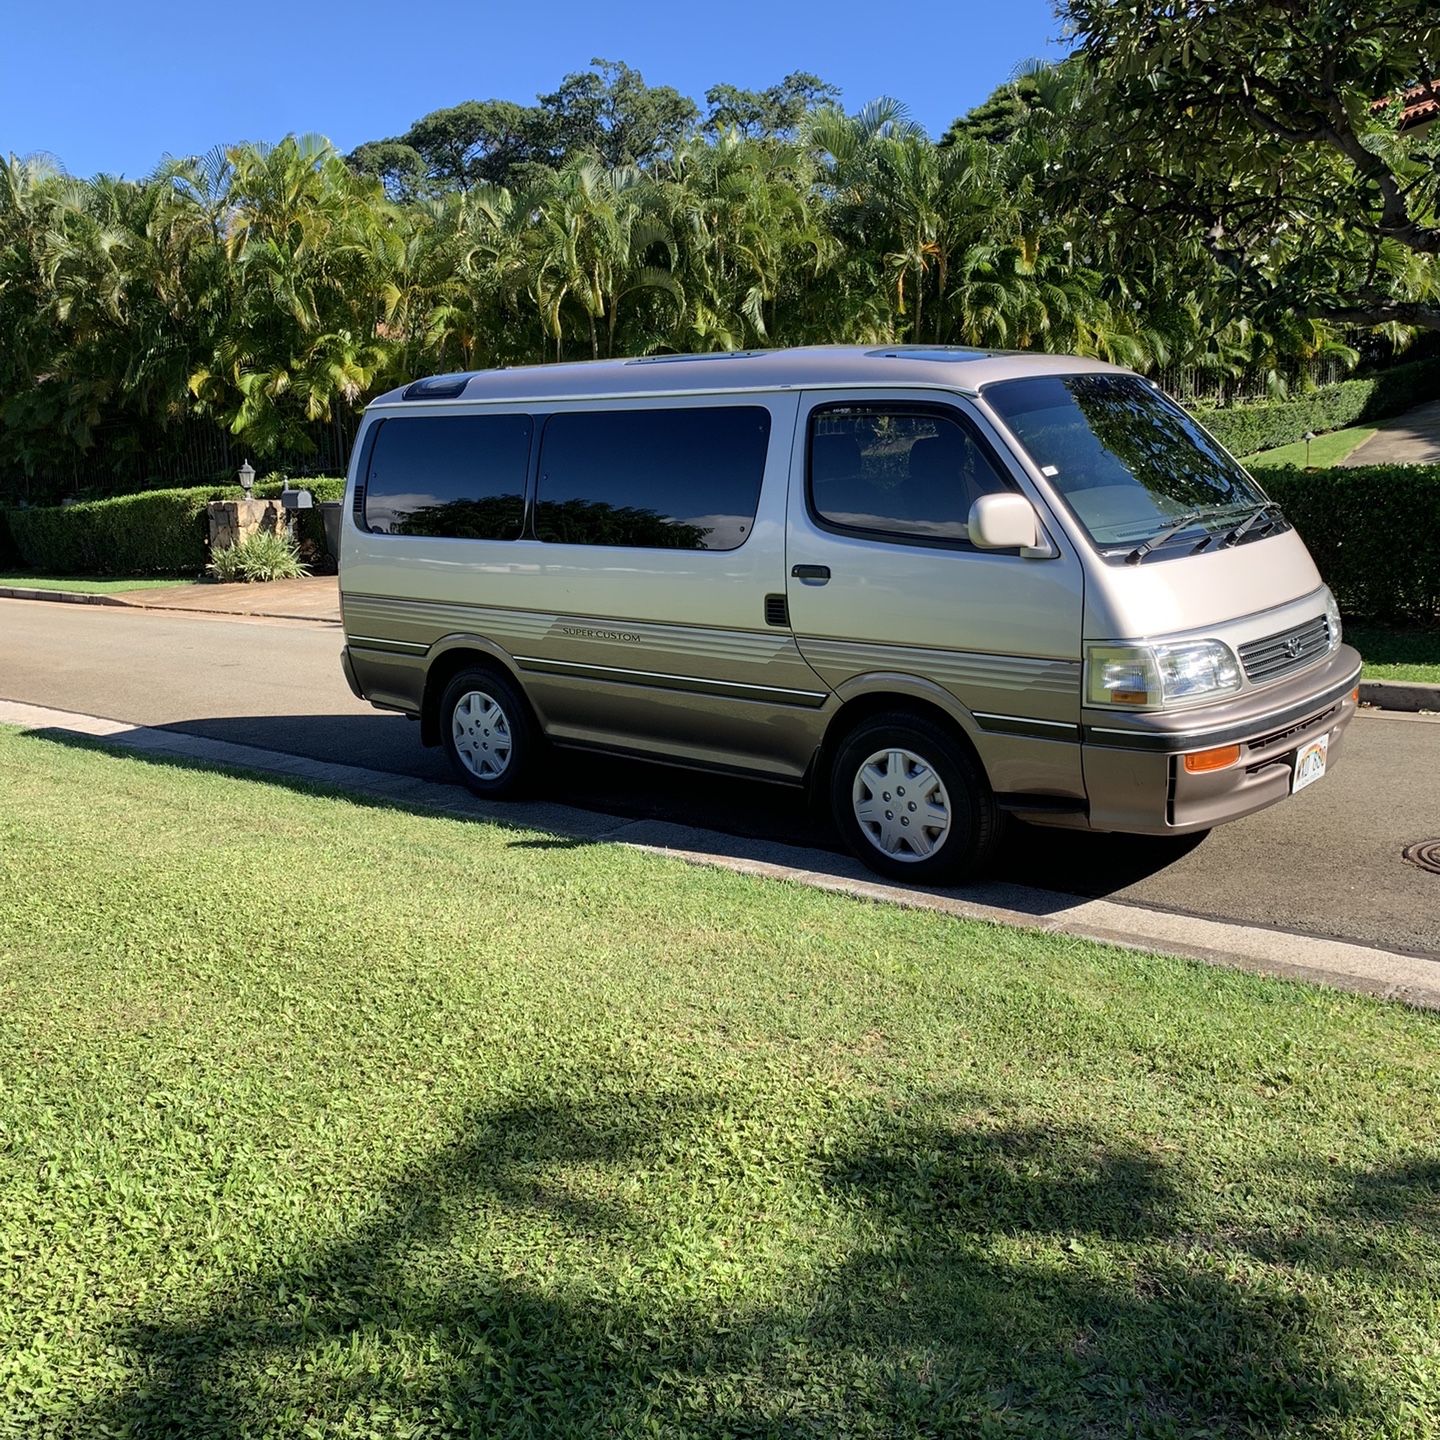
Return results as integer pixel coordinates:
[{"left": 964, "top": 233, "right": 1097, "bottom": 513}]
[
  {"left": 112, "top": 575, "right": 340, "bottom": 623},
  {"left": 1341, "top": 397, "right": 1440, "bottom": 466},
  {"left": 3, "top": 695, "right": 1437, "bottom": 1011}
]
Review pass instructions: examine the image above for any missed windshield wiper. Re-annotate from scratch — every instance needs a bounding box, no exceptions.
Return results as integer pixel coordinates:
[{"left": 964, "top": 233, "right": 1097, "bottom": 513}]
[
  {"left": 1125, "top": 511, "right": 1206, "bottom": 564},
  {"left": 1221, "top": 501, "right": 1282, "bottom": 547}
]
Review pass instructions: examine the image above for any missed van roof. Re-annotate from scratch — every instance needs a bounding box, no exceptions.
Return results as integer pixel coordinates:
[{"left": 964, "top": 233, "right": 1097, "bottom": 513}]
[{"left": 367, "top": 344, "right": 1132, "bottom": 409}]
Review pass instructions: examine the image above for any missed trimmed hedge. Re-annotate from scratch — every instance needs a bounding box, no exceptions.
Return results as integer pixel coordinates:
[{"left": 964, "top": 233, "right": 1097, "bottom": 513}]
[
  {"left": 1251, "top": 463, "right": 1440, "bottom": 621},
  {"left": 5, "top": 465, "right": 1436, "bottom": 621},
  {"left": 5, "top": 479, "right": 345, "bottom": 577},
  {"left": 1192, "top": 357, "right": 1440, "bottom": 457},
  {"left": 0, "top": 508, "right": 19, "bottom": 569}
]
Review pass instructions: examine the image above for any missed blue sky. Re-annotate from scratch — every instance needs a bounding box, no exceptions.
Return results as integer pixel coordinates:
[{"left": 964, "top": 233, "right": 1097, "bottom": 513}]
[{"left": 1, "top": 0, "right": 1069, "bottom": 179}]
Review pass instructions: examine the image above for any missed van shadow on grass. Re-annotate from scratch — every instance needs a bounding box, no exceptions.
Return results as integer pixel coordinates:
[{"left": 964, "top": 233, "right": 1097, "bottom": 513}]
[
  {"left": 28, "top": 722, "right": 1213, "bottom": 904},
  {"left": 66, "top": 1091, "right": 1409, "bottom": 1439}
]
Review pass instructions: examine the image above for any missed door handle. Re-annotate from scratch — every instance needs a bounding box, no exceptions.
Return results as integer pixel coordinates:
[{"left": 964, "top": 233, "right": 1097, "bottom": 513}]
[{"left": 791, "top": 564, "right": 831, "bottom": 584}]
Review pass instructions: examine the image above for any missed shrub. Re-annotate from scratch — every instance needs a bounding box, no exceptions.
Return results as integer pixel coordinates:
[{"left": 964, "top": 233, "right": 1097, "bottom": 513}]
[
  {"left": 3, "top": 478, "right": 344, "bottom": 576},
  {"left": 208, "top": 529, "right": 310, "bottom": 583},
  {"left": 1190, "top": 357, "right": 1440, "bottom": 457},
  {"left": 1250, "top": 462, "right": 1440, "bottom": 621}
]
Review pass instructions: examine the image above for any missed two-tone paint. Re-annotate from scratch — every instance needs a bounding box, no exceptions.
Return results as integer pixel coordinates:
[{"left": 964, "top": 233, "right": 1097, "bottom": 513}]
[{"left": 339, "top": 345, "right": 1361, "bottom": 835}]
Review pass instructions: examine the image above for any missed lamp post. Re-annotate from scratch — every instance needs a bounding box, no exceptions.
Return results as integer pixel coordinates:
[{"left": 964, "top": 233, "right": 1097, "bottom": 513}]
[
  {"left": 238, "top": 459, "right": 255, "bottom": 497},
  {"left": 1302, "top": 431, "right": 1317, "bottom": 468}
]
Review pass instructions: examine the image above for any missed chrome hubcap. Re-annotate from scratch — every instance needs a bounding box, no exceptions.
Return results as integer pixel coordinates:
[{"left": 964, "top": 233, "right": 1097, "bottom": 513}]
[
  {"left": 451, "top": 690, "right": 512, "bottom": 779},
  {"left": 852, "top": 747, "right": 951, "bottom": 861}
]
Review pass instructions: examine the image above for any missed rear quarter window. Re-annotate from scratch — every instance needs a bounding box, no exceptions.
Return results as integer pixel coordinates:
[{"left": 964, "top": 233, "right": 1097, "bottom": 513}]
[{"left": 363, "top": 414, "right": 533, "bottom": 539}]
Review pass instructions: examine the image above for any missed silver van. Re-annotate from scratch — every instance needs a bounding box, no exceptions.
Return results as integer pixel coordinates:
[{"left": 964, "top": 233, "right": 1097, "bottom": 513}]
[{"left": 338, "top": 346, "right": 1361, "bottom": 882}]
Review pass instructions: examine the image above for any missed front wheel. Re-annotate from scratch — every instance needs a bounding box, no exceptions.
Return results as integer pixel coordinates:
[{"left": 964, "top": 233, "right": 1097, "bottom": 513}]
[
  {"left": 830, "top": 712, "right": 1001, "bottom": 884},
  {"left": 439, "top": 667, "right": 538, "bottom": 799}
]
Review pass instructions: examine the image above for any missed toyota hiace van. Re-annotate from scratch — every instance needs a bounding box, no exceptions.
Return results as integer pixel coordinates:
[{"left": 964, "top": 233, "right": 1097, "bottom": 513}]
[{"left": 338, "top": 347, "right": 1361, "bottom": 882}]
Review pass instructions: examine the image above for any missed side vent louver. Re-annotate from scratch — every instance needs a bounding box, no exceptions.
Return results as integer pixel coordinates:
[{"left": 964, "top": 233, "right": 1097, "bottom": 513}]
[{"left": 764, "top": 594, "right": 790, "bottom": 627}]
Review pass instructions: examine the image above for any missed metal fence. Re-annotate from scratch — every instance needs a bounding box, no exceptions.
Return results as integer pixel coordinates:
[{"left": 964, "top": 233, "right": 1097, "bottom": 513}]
[
  {"left": 3, "top": 410, "right": 362, "bottom": 507},
  {"left": 1153, "top": 359, "right": 1352, "bottom": 406}
]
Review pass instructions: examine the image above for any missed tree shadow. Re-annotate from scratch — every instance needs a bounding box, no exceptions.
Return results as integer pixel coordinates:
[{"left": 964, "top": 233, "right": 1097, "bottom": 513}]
[
  {"left": 68, "top": 1095, "right": 1388, "bottom": 1438},
  {"left": 759, "top": 1113, "right": 1373, "bottom": 1436},
  {"left": 75, "top": 1089, "right": 720, "bottom": 1438},
  {"left": 1341, "top": 1154, "right": 1440, "bottom": 1225}
]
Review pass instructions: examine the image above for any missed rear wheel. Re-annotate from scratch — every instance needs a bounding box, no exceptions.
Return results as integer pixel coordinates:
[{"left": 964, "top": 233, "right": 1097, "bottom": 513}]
[
  {"left": 439, "top": 667, "right": 537, "bottom": 798},
  {"left": 830, "top": 711, "right": 1001, "bottom": 884}
]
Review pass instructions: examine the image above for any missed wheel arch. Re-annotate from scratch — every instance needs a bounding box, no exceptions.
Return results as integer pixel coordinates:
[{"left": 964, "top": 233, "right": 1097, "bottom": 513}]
[
  {"left": 420, "top": 636, "right": 531, "bottom": 749},
  {"left": 810, "top": 673, "right": 988, "bottom": 799}
]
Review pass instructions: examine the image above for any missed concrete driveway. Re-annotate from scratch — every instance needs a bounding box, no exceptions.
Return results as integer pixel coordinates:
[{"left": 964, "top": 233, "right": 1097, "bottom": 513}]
[
  {"left": 1341, "top": 397, "right": 1440, "bottom": 466},
  {"left": 3, "top": 597, "right": 1437, "bottom": 957}
]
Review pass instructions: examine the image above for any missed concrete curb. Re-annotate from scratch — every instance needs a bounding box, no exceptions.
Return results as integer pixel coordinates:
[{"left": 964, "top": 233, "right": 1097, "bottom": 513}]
[
  {"left": 0, "top": 585, "right": 130, "bottom": 607},
  {"left": 1360, "top": 678, "right": 1440, "bottom": 713},
  {"left": 112, "top": 597, "right": 343, "bottom": 625},
  {"left": 0, "top": 585, "right": 341, "bottom": 625},
  {"left": 3, "top": 696, "right": 1437, "bottom": 1012}
]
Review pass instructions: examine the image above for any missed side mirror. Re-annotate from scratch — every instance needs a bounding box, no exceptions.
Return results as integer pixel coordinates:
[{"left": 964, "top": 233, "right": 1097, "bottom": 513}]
[{"left": 969, "top": 493, "right": 1052, "bottom": 556}]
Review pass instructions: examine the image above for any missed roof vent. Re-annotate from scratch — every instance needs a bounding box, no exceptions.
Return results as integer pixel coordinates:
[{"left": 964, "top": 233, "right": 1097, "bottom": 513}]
[{"left": 402, "top": 373, "right": 472, "bottom": 400}]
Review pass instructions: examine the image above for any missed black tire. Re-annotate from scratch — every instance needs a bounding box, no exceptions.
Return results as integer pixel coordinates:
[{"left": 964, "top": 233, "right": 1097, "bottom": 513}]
[
  {"left": 438, "top": 666, "right": 539, "bottom": 799},
  {"left": 829, "top": 710, "right": 1001, "bottom": 884}
]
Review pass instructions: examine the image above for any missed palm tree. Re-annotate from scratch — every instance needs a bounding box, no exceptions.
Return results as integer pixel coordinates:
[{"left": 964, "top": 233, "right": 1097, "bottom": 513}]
[
  {"left": 189, "top": 136, "right": 393, "bottom": 454},
  {"left": 662, "top": 132, "right": 828, "bottom": 350},
  {"left": 527, "top": 158, "right": 682, "bottom": 360}
]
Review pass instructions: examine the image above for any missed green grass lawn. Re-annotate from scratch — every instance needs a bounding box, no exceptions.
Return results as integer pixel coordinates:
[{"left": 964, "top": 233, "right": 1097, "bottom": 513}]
[
  {"left": 1244, "top": 424, "right": 1376, "bottom": 469},
  {"left": 1348, "top": 623, "right": 1440, "bottom": 686},
  {"left": 1, "top": 728, "right": 1438, "bottom": 1439},
  {"left": 0, "top": 573, "right": 190, "bottom": 593}
]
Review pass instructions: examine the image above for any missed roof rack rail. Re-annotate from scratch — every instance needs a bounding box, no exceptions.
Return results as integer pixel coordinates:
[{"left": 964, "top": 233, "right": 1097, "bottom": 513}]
[{"left": 626, "top": 350, "right": 765, "bottom": 365}]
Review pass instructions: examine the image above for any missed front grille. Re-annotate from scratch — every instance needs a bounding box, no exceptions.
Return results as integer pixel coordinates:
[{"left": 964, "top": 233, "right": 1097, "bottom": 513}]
[{"left": 1239, "top": 615, "right": 1331, "bottom": 684}]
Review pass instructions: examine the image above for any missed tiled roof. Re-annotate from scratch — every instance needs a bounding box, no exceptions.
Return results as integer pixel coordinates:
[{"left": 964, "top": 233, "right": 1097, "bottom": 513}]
[{"left": 1375, "top": 81, "right": 1439, "bottom": 133}]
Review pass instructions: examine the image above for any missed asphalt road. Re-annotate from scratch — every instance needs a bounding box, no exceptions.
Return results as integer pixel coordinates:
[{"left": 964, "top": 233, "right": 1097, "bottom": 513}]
[{"left": 3, "top": 598, "right": 1437, "bottom": 956}]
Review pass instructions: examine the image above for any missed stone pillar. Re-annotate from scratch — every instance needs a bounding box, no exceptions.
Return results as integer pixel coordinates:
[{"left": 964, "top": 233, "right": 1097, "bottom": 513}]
[{"left": 206, "top": 498, "right": 291, "bottom": 553}]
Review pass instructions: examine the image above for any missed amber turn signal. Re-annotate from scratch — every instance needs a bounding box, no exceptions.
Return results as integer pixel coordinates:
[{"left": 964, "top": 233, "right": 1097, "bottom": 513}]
[
  {"left": 1351, "top": 687, "right": 1360, "bottom": 703},
  {"left": 1183, "top": 743, "right": 1241, "bottom": 773}
]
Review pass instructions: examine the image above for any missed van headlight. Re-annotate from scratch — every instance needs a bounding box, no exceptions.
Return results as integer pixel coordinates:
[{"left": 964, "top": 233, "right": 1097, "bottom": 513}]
[
  {"left": 1323, "top": 588, "right": 1342, "bottom": 648},
  {"left": 1087, "top": 640, "right": 1242, "bottom": 709}
]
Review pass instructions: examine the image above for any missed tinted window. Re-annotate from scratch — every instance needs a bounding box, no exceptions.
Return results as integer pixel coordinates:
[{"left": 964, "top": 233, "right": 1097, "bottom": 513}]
[
  {"left": 364, "top": 415, "right": 532, "bottom": 539},
  {"left": 535, "top": 407, "right": 771, "bottom": 551},
  {"left": 808, "top": 406, "right": 1009, "bottom": 542},
  {"left": 985, "top": 374, "right": 1269, "bottom": 550}
]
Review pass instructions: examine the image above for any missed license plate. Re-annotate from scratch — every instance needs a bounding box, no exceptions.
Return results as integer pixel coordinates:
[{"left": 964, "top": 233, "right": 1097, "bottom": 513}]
[{"left": 1292, "top": 735, "right": 1329, "bottom": 793}]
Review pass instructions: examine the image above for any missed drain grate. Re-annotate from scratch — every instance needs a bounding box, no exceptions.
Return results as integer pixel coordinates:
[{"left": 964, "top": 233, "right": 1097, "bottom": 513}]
[{"left": 1402, "top": 839, "right": 1440, "bottom": 875}]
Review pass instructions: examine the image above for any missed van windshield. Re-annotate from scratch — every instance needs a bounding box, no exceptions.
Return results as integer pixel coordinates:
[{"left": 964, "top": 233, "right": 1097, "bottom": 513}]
[{"left": 984, "top": 373, "right": 1270, "bottom": 555}]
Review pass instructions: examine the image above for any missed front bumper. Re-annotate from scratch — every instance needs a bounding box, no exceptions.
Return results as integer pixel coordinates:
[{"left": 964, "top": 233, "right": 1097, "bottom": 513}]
[{"left": 1081, "top": 644, "right": 1362, "bottom": 834}]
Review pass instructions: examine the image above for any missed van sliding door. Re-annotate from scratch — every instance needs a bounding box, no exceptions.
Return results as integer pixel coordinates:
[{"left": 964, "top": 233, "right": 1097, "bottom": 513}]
[{"left": 514, "top": 393, "right": 825, "bottom": 780}]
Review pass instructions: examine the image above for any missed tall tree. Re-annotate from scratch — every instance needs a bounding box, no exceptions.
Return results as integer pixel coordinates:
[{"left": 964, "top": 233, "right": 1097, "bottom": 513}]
[
  {"left": 703, "top": 73, "right": 841, "bottom": 141},
  {"left": 1061, "top": 0, "right": 1440, "bottom": 332},
  {"left": 942, "top": 64, "right": 1054, "bottom": 147},
  {"left": 538, "top": 60, "right": 699, "bottom": 168}
]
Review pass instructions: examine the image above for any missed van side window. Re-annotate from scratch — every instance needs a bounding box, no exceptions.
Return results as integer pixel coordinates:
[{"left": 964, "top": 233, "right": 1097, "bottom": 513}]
[
  {"left": 363, "top": 415, "right": 532, "bottom": 539},
  {"left": 808, "top": 404, "right": 1009, "bottom": 544},
  {"left": 535, "top": 406, "right": 771, "bottom": 551}
]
